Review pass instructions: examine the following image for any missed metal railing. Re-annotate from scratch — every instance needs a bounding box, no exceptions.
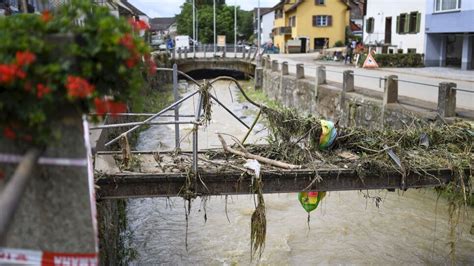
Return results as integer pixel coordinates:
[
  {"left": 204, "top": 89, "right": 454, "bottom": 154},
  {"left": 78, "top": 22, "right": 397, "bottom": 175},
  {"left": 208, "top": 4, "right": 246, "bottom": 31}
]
[{"left": 96, "top": 64, "right": 258, "bottom": 174}]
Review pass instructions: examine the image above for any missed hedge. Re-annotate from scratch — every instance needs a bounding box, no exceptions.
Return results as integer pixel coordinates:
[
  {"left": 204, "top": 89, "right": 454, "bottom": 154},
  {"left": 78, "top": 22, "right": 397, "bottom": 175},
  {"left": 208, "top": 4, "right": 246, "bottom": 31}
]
[{"left": 357, "top": 53, "right": 424, "bottom": 68}]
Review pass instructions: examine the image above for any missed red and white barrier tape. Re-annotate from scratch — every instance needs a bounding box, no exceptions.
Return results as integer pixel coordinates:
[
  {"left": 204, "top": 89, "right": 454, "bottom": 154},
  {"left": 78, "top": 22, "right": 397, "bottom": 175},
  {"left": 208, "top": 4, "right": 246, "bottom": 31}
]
[{"left": 0, "top": 247, "right": 98, "bottom": 266}]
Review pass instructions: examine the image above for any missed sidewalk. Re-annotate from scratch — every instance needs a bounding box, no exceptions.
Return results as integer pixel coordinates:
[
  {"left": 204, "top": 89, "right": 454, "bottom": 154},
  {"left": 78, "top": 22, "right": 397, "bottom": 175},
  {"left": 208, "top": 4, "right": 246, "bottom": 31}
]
[{"left": 269, "top": 52, "right": 474, "bottom": 82}]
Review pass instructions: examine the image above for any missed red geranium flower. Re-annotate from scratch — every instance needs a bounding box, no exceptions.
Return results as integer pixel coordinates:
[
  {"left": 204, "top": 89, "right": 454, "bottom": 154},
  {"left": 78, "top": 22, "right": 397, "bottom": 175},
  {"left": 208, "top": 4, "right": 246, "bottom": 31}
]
[
  {"left": 119, "top": 33, "right": 135, "bottom": 50},
  {"left": 15, "top": 67, "right": 26, "bottom": 79},
  {"left": 41, "top": 11, "right": 52, "bottom": 23},
  {"left": 16, "top": 51, "right": 36, "bottom": 66},
  {"left": 148, "top": 59, "right": 157, "bottom": 75},
  {"left": 0, "top": 64, "right": 17, "bottom": 84},
  {"left": 36, "top": 83, "right": 52, "bottom": 99},
  {"left": 128, "top": 18, "right": 149, "bottom": 31},
  {"left": 3, "top": 126, "right": 16, "bottom": 140},
  {"left": 65, "top": 75, "right": 95, "bottom": 98},
  {"left": 94, "top": 98, "right": 127, "bottom": 116}
]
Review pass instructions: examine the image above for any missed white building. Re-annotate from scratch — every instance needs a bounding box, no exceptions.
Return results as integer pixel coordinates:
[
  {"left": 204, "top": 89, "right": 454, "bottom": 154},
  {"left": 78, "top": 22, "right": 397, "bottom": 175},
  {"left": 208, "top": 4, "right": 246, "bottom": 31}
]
[
  {"left": 254, "top": 7, "right": 275, "bottom": 45},
  {"left": 363, "top": 0, "right": 426, "bottom": 54}
]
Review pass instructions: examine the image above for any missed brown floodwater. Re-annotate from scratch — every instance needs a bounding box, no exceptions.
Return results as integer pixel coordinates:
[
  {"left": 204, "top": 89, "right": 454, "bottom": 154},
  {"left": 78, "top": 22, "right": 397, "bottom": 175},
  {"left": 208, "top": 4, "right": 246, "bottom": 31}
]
[{"left": 127, "top": 81, "right": 474, "bottom": 265}]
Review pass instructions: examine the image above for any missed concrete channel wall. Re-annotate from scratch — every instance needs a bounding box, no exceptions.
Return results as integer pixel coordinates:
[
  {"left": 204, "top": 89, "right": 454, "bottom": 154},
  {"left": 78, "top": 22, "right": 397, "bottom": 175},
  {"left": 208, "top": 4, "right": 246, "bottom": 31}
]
[{"left": 260, "top": 56, "right": 459, "bottom": 128}]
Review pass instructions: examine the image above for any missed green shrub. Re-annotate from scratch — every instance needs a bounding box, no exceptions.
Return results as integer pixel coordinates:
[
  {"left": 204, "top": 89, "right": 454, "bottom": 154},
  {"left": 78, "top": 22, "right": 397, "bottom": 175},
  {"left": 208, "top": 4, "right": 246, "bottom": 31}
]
[
  {"left": 334, "top": 40, "right": 345, "bottom": 47},
  {"left": 357, "top": 53, "right": 424, "bottom": 68}
]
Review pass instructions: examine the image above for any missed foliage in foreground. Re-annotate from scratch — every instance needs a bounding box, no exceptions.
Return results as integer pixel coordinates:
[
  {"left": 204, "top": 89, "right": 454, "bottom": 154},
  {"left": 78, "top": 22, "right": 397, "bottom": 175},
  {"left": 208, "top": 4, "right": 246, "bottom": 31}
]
[{"left": 0, "top": 0, "right": 154, "bottom": 145}]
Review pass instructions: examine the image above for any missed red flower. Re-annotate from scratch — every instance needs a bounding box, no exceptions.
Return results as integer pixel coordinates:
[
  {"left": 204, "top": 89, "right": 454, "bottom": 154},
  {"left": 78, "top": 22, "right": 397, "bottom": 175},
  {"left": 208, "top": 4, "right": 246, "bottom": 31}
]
[
  {"left": 0, "top": 170, "right": 4, "bottom": 180},
  {"left": 125, "top": 57, "right": 138, "bottom": 68},
  {"left": 0, "top": 64, "right": 17, "bottom": 84},
  {"left": 65, "top": 75, "right": 95, "bottom": 98},
  {"left": 119, "top": 33, "right": 135, "bottom": 50},
  {"left": 3, "top": 127, "right": 16, "bottom": 140},
  {"left": 128, "top": 18, "right": 149, "bottom": 31},
  {"left": 36, "top": 83, "right": 52, "bottom": 99},
  {"left": 41, "top": 11, "right": 52, "bottom": 23},
  {"left": 94, "top": 98, "right": 127, "bottom": 116},
  {"left": 15, "top": 67, "right": 26, "bottom": 79},
  {"left": 148, "top": 59, "right": 157, "bottom": 75},
  {"left": 16, "top": 51, "right": 36, "bottom": 66}
]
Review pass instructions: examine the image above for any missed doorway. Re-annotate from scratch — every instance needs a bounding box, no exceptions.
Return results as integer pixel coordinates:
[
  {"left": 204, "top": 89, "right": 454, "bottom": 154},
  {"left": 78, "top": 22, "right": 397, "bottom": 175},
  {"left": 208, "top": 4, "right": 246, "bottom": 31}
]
[
  {"left": 385, "top": 17, "right": 392, "bottom": 44},
  {"left": 446, "top": 35, "right": 462, "bottom": 67},
  {"left": 300, "top": 37, "right": 307, "bottom": 53}
]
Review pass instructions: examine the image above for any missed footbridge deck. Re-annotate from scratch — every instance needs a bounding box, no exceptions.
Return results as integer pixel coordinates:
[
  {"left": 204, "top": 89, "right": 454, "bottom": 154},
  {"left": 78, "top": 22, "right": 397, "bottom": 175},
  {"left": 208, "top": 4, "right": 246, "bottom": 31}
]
[{"left": 94, "top": 151, "right": 460, "bottom": 199}]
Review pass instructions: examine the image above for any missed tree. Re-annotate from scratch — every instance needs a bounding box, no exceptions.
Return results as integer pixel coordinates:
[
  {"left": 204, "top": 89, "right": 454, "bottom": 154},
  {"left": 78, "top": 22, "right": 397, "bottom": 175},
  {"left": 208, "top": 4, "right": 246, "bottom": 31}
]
[{"left": 176, "top": 2, "right": 254, "bottom": 44}]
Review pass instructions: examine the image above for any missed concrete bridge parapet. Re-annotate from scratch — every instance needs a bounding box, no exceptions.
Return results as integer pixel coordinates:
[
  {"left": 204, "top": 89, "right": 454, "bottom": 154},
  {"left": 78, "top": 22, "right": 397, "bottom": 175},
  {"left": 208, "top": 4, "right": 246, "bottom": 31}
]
[{"left": 262, "top": 60, "right": 464, "bottom": 129}]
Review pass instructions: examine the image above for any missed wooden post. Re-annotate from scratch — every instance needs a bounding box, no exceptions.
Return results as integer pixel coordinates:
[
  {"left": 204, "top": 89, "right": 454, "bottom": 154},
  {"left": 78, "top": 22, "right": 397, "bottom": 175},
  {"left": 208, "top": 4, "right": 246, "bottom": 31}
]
[{"left": 438, "top": 82, "right": 457, "bottom": 117}]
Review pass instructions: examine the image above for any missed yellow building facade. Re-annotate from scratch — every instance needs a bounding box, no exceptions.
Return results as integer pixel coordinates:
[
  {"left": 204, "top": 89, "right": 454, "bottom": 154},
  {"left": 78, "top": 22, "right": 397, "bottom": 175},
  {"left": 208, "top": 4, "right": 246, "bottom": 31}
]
[{"left": 272, "top": 0, "right": 350, "bottom": 53}]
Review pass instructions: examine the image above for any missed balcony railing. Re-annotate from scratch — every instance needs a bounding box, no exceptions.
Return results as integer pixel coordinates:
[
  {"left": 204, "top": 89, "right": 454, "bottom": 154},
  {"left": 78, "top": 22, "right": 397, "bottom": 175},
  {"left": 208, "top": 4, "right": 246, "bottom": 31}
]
[{"left": 272, "top": 26, "right": 292, "bottom": 36}]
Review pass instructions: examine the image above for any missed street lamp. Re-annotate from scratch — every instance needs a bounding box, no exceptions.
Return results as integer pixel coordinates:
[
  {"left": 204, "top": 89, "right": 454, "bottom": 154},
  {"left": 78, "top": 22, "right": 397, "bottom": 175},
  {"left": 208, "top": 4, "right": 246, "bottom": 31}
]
[
  {"left": 193, "top": 0, "right": 196, "bottom": 57},
  {"left": 213, "top": 0, "right": 216, "bottom": 56},
  {"left": 257, "top": 0, "right": 261, "bottom": 66}
]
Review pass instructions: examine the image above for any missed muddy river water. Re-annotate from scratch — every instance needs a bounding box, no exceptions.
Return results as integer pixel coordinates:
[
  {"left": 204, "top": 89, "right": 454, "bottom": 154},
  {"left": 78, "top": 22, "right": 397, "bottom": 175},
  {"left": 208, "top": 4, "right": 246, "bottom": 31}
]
[{"left": 127, "top": 81, "right": 473, "bottom": 265}]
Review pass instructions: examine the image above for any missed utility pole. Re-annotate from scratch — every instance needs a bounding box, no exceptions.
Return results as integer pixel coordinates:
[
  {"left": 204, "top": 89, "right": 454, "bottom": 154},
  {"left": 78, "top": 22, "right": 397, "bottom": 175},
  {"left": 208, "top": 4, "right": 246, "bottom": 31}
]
[
  {"left": 193, "top": 0, "right": 196, "bottom": 57},
  {"left": 257, "top": 0, "right": 261, "bottom": 66},
  {"left": 234, "top": 0, "right": 237, "bottom": 58},
  {"left": 213, "top": 0, "right": 217, "bottom": 57}
]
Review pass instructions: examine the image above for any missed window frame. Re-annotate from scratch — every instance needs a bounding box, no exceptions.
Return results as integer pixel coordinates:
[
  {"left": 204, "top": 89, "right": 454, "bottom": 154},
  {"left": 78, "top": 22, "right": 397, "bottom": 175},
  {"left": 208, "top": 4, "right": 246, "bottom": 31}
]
[
  {"left": 315, "top": 0, "right": 325, "bottom": 5},
  {"left": 366, "top": 17, "right": 374, "bottom": 33},
  {"left": 313, "top": 15, "right": 332, "bottom": 27},
  {"left": 434, "top": 0, "right": 461, "bottom": 13}
]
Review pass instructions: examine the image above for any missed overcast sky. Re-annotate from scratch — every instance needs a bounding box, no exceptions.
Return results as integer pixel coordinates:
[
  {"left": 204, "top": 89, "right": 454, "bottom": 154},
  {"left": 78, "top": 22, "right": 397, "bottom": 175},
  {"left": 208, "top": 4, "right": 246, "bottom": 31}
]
[{"left": 129, "top": 0, "right": 280, "bottom": 18}]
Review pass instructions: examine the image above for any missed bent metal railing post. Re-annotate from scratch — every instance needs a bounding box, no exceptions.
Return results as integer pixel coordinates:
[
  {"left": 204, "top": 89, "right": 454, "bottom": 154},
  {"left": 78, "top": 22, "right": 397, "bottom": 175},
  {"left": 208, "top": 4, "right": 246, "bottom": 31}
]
[
  {"left": 0, "top": 149, "right": 41, "bottom": 241},
  {"left": 173, "top": 63, "right": 180, "bottom": 150}
]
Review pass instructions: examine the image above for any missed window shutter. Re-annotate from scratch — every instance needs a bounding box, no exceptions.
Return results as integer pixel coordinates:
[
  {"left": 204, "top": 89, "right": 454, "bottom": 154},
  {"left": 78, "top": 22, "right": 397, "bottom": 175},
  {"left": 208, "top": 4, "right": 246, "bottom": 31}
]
[
  {"left": 328, "top": 15, "right": 332, "bottom": 26},
  {"left": 396, "top": 15, "right": 400, "bottom": 34},
  {"left": 370, "top": 18, "right": 374, "bottom": 33},
  {"left": 416, "top": 12, "right": 421, "bottom": 33},
  {"left": 366, "top": 19, "right": 369, "bottom": 33},
  {"left": 313, "top": 16, "right": 317, "bottom": 26},
  {"left": 403, "top": 14, "right": 409, "bottom": 33}
]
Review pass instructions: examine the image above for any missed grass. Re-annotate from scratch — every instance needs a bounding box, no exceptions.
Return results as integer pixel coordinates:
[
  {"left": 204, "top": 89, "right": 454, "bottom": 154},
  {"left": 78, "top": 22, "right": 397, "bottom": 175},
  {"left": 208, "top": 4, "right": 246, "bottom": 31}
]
[{"left": 236, "top": 80, "right": 280, "bottom": 109}]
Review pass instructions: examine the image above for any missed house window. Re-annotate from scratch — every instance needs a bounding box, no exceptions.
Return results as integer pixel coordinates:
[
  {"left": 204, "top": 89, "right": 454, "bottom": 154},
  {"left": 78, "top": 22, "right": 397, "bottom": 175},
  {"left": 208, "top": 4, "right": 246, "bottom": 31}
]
[
  {"left": 366, "top": 17, "right": 374, "bottom": 33},
  {"left": 315, "top": 0, "right": 325, "bottom": 5},
  {"left": 435, "top": 0, "right": 461, "bottom": 12},
  {"left": 313, "top": 15, "right": 332, "bottom": 27},
  {"left": 397, "top": 12, "right": 421, "bottom": 34},
  {"left": 314, "top": 38, "right": 329, "bottom": 49},
  {"left": 275, "top": 9, "right": 283, "bottom": 19},
  {"left": 289, "top": 16, "right": 296, "bottom": 27},
  {"left": 396, "top": 14, "right": 408, "bottom": 34},
  {"left": 407, "top": 48, "right": 417, "bottom": 54}
]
